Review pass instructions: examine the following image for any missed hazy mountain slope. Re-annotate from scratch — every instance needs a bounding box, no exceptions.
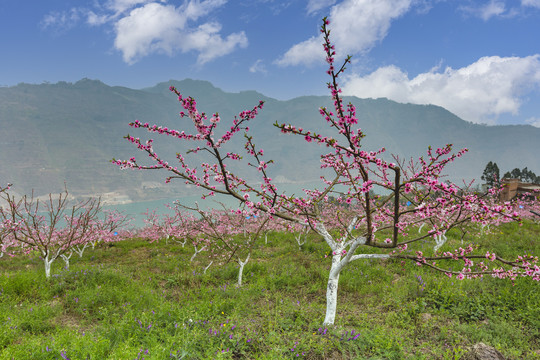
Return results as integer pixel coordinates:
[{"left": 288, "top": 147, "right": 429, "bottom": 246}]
[{"left": 1, "top": 78, "right": 538, "bottom": 200}]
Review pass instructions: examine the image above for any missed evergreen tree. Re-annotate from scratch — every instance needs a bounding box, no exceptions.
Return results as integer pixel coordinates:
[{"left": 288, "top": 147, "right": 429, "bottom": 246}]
[
  {"left": 521, "top": 167, "right": 538, "bottom": 183},
  {"left": 481, "top": 161, "right": 500, "bottom": 188},
  {"left": 510, "top": 168, "right": 522, "bottom": 179},
  {"left": 502, "top": 167, "right": 539, "bottom": 183}
]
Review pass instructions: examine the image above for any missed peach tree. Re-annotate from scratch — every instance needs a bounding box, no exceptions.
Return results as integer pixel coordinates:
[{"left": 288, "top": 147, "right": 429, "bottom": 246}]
[{"left": 114, "top": 18, "right": 539, "bottom": 325}]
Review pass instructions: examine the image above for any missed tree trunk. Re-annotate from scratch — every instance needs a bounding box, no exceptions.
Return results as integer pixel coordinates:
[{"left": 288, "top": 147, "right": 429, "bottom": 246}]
[
  {"left": 43, "top": 252, "right": 53, "bottom": 279},
  {"left": 236, "top": 253, "right": 250, "bottom": 287},
  {"left": 433, "top": 231, "right": 447, "bottom": 252},
  {"left": 295, "top": 233, "right": 305, "bottom": 250},
  {"left": 203, "top": 261, "right": 213, "bottom": 274},
  {"left": 321, "top": 251, "right": 388, "bottom": 326},
  {"left": 190, "top": 245, "right": 206, "bottom": 262},
  {"left": 74, "top": 243, "right": 87, "bottom": 258},
  {"left": 323, "top": 254, "right": 342, "bottom": 326},
  {"left": 60, "top": 252, "right": 73, "bottom": 271}
]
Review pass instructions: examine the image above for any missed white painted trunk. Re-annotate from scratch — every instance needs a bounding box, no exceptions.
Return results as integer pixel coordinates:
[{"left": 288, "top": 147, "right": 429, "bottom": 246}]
[
  {"left": 236, "top": 253, "right": 250, "bottom": 287},
  {"left": 60, "top": 252, "right": 73, "bottom": 271},
  {"left": 321, "top": 252, "right": 390, "bottom": 326},
  {"left": 43, "top": 253, "right": 54, "bottom": 279},
  {"left": 174, "top": 238, "right": 186, "bottom": 247},
  {"left": 203, "top": 261, "right": 213, "bottom": 274},
  {"left": 295, "top": 233, "right": 305, "bottom": 250},
  {"left": 323, "top": 255, "right": 342, "bottom": 326},
  {"left": 433, "top": 232, "right": 447, "bottom": 252},
  {"left": 190, "top": 245, "right": 206, "bottom": 262},
  {"left": 74, "top": 244, "right": 87, "bottom": 258},
  {"left": 480, "top": 223, "right": 490, "bottom": 235}
]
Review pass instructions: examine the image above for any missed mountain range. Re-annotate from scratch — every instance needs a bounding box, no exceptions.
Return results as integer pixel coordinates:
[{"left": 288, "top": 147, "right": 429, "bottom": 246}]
[{"left": 1, "top": 78, "right": 539, "bottom": 203}]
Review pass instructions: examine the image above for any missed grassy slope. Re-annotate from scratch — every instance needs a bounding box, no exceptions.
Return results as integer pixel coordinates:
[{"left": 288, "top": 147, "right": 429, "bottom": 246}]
[{"left": 0, "top": 222, "right": 538, "bottom": 359}]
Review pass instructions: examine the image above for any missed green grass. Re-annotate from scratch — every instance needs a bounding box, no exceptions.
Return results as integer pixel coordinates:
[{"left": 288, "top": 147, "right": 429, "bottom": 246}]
[{"left": 0, "top": 223, "right": 539, "bottom": 359}]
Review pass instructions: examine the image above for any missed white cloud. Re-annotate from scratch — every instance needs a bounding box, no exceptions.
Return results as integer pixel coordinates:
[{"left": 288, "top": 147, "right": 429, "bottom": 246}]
[
  {"left": 276, "top": 0, "right": 413, "bottom": 67},
  {"left": 40, "top": 8, "right": 82, "bottom": 31},
  {"left": 182, "top": 0, "right": 227, "bottom": 19},
  {"left": 480, "top": 0, "right": 506, "bottom": 20},
  {"left": 460, "top": 0, "right": 506, "bottom": 21},
  {"left": 306, "top": 0, "right": 337, "bottom": 15},
  {"left": 42, "top": 0, "right": 245, "bottom": 65},
  {"left": 86, "top": 11, "right": 110, "bottom": 26},
  {"left": 182, "top": 22, "right": 248, "bottom": 65},
  {"left": 522, "top": 0, "right": 540, "bottom": 8},
  {"left": 249, "top": 59, "right": 267, "bottom": 74},
  {"left": 109, "top": 0, "right": 246, "bottom": 64},
  {"left": 275, "top": 36, "right": 323, "bottom": 67},
  {"left": 105, "top": 0, "right": 157, "bottom": 14},
  {"left": 460, "top": 0, "right": 540, "bottom": 19},
  {"left": 86, "top": 0, "right": 157, "bottom": 25},
  {"left": 342, "top": 55, "right": 540, "bottom": 124},
  {"left": 114, "top": 3, "right": 186, "bottom": 62},
  {"left": 526, "top": 117, "right": 540, "bottom": 127}
]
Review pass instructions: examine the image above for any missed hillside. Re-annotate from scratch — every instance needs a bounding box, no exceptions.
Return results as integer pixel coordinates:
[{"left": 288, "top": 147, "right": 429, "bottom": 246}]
[{"left": 1, "top": 78, "right": 539, "bottom": 201}]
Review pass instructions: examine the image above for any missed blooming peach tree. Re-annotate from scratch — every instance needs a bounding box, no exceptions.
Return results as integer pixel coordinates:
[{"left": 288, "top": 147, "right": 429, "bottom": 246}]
[
  {"left": 69, "top": 209, "right": 131, "bottom": 260},
  {"left": 0, "top": 189, "right": 101, "bottom": 278},
  {"left": 0, "top": 183, "right": 19, "bottom": 258},
  {"left": 114, "top": 18, "right": 539, "bottom": 325},
  {"left": 178, "top": 203, "right": 269, "bottom": 286}
]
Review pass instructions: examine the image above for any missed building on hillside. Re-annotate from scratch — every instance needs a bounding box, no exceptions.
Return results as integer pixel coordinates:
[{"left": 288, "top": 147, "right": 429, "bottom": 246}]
[{"left": 499, "top": 178, "right": 540, "bottom": 202}]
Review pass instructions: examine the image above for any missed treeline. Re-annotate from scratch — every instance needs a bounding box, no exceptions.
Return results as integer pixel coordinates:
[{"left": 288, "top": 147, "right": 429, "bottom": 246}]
[{"left": 481, "top": 161, "right": 540, "bottom": 188}]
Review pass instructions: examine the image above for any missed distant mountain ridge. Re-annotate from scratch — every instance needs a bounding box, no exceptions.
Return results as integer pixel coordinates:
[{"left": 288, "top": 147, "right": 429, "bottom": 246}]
[{"left": 1, "top": 78, "right": 539, "bottom": 201}]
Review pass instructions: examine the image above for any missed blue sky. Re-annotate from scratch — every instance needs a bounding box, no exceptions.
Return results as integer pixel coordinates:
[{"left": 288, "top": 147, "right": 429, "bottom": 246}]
[{"left": 2, "top": 0, "right": 540, "bottom": 126}]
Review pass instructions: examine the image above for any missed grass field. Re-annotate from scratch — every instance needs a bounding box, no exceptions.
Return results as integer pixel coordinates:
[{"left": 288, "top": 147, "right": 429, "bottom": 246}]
[{"left": 0, "top": 221, "right": 538, "bottom": 359}]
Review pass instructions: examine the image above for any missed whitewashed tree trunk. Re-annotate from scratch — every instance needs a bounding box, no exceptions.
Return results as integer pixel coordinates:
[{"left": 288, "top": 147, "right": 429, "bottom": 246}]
[
  {"left": 236, "top": 253, "right": 250, "bottom": 287},
  {"left": 314, "top": 220, "right": 391, "bottom": 326},
  {"left": 203, "top": 261, "right": 213, "bottom": 274},
  {"left": 315, "top": 221, "right": 355, "bottom": 326},
  {"left": 170, "top": 236, "right": 186, "bottom": 247},
  {"left": 174, "top": 237, "right": 187, "bottom": 247},
  {"left": 323, "top": 254, "right": 342, "bottom": 326},
  {"left": 73, "top": 243, "right": 88, "bottom": 258},
  {"left": 480, "top": 223, "right": 490, "bottom": 235},
  {"left": 43, "top": 252, "right": 54, "bottom": 279},
  {"left": 322, "top": 252, "right": 391, "bottom": 326},
  {"left": 190, "top": 244, "right": 206, "bottom": 262},
  {"left": 433, "top": 231, "right": 447, "bottom": 252},
  {"left": 60, "top": 251, "right": 73, "bottom": 271},
  {"left": 294, "top": 226, "right": 309, "bottom": 250},
  {"left": 295, "top": 233, "right": 306, "bottom": 250}
]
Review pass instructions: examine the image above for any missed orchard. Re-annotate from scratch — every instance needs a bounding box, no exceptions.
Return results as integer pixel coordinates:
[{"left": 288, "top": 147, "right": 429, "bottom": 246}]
[{"left": 0, "top": 18, "right": 538, "bottom": 359}]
